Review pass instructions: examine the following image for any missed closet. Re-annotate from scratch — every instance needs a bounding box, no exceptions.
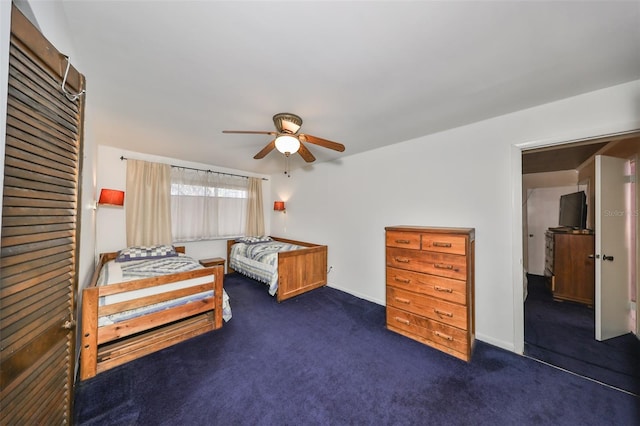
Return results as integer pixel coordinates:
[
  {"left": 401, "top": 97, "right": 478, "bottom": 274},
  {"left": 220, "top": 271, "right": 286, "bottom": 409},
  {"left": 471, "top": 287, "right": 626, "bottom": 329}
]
[{"left": 1, "top": 5, "right": 85, "bottom": 423}]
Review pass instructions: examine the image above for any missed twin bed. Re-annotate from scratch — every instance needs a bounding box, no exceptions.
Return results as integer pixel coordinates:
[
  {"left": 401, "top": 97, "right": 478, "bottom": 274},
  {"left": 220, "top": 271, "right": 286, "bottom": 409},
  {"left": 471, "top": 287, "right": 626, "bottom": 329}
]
[
  {"left": 227, "top": 236, "right": 328, "bottom": 302},
  {"left": 80, "top": 246, "right": 230, "bottom": 380},
  {"left": 80, "top": 237, "right": 327, "bottom": 379}
]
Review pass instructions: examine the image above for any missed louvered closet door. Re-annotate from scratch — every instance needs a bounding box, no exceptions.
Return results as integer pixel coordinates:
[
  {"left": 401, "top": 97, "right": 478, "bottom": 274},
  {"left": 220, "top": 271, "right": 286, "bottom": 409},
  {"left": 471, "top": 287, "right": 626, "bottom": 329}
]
[{"left": 0, "top": 5, "right": 85, "bottom": 425}]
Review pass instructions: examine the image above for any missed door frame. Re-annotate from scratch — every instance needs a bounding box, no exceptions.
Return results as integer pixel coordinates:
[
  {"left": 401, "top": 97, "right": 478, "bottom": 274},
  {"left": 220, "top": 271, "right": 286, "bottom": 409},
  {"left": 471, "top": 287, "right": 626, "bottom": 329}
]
[{"left": 511, "top": 126, "right": 640, "bottom": 354}]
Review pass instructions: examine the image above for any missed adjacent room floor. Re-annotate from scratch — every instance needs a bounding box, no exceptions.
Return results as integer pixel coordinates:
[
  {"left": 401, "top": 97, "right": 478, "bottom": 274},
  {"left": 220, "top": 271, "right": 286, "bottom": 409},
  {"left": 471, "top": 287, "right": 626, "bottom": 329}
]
[{"left": 524, "top": 274, "right": 640, "bottom": 395}]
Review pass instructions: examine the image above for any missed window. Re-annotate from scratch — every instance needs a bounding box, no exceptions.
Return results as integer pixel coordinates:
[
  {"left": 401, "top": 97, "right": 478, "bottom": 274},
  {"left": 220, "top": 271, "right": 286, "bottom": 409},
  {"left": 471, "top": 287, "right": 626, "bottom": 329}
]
[{"left": 170, "top": 168, "right": 248, "bottom": 241}]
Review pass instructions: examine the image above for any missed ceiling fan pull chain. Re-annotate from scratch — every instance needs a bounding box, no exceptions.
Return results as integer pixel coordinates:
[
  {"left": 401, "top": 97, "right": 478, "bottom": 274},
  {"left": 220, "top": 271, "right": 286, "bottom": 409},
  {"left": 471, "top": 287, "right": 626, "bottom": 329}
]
[{"left": 284, "top": 155, "right": 291, "bottom": 177}]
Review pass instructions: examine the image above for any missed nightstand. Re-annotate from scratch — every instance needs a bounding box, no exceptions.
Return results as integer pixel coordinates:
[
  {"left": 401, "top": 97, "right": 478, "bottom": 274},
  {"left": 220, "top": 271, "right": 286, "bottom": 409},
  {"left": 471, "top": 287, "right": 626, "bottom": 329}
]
[{"left": 199, "top": 257, "right": 225, "bottom": 270}]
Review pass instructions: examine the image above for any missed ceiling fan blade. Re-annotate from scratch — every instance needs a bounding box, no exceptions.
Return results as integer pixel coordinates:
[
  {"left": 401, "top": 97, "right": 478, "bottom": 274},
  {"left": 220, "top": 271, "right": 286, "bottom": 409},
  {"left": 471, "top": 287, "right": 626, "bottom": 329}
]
[
  {"left": 223, "top": 130, "right": 277, "bottom": 135},
  {"left": 299, "top": 134, "right": 345, "bottom": 152},
  {"left": 297, "top": 142, "right": 316, "bottom": 163},
  {"left": 253, "top": 140, "right": 276, "bottom": 159}
]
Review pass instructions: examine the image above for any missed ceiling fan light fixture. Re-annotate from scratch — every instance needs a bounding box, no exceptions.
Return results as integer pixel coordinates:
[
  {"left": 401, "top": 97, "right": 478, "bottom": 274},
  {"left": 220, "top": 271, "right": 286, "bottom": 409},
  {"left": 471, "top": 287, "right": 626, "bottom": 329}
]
[
  {"left": 275, "top": 135, "right": 300, "bottom": 155},
  {"left": 273, "top": 113, "right": 302, "bottom": 134}
]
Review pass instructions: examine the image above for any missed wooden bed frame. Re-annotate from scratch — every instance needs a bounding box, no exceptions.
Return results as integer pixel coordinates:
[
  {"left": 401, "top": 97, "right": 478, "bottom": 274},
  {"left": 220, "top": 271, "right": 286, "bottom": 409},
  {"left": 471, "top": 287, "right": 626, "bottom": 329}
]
[
  {"left": 227, "top": 237, "right": 327, "bottom": 302},
  {"left": 80, "top": 247, "right": 224, "bottom": 380}
]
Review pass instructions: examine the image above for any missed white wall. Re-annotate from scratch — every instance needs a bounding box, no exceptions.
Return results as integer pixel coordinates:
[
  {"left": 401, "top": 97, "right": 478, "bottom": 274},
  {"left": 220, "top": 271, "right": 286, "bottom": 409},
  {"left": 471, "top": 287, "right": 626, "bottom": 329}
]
[
  {"left": 270, "top": 80, "right": 640, "bottom": 352},
  {"left": 96, "top": 145, "right": 271, "bottom": 264},
  {"left": 0, "top": 0, "right": 10, "bottom": 217},
  {"left": 526, "top": 185, "right": 578, "bottom": 275}
]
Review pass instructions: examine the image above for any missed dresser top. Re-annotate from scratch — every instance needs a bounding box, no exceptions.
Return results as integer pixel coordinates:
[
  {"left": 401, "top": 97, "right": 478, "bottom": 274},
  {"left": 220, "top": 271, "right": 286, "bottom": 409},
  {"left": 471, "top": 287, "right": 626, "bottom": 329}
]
[{"left": 385, "top": 225, "right": 475, "bottom": 238}]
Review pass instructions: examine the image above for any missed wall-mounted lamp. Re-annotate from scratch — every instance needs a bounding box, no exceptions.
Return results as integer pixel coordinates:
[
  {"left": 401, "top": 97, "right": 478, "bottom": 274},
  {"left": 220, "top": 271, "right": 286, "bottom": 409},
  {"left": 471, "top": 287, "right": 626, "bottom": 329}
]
[
  {"left": 97, "top": 189, "right": 125, "bottom": 208},
  {"left": 274, "top": 201, "right": 286, "bottom": 214}
]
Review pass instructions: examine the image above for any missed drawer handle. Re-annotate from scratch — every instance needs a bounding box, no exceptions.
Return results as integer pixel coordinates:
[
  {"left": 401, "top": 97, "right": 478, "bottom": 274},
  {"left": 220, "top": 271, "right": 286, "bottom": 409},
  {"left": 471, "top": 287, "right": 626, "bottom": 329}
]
[
  {"left": 394, "top": 297, "right": 411, "bottom": 304},
  {"left": 432, "top": 242, "right": 452, "bottom": 248},
  {"left": 395, "top": 317, "right": 410, "bottom": 325},
  {"left": 434, "top": 331, "right": 453, "bottom": 341},
  {"left": 394, "top": 277, "right": 411, "bottom": 284},
  {"left": 434, "top": 308, "right": 453, "bottom": 318},
  {"left": 395, "top": 239, "right": 411, "bottom": 244},
  {"left": 434, "top": 263, "right": 453, "bottom": 270},
  {"left": 434, "top": 285, "right": 453, "bottom": 293},
  {"left": 394, "top": 257, "right": 410, "bottom": 264}
]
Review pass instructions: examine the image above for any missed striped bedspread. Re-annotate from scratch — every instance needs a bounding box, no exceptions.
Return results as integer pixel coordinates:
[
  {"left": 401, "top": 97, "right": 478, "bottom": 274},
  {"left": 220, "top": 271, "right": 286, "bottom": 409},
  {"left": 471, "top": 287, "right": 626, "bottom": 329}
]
[
  {"left": 97, "top": 255, "right": 203, "bottom": 286},
  {"left": 229, "top": 241, "right": 303, "bottom": 296}
]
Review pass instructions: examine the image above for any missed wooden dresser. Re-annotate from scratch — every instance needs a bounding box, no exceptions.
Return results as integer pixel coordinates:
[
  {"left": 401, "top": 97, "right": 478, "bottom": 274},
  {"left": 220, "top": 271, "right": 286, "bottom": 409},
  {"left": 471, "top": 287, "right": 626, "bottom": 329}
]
[
  {"left": 544, "top": 229, "right": 594, "bottom": 306},
  {"left": 385, "top": 226, "right": 475, "bottom": 361}
]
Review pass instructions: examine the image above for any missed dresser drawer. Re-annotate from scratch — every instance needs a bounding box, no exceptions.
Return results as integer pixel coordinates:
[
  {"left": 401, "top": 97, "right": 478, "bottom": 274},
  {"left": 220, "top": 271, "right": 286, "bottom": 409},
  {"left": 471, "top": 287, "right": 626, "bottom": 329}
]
[
  {"left": 386, "top": 231, "right": 420, "bottom": 250},
  {"left": 421, "top": 233, "right": 466, "bottom": 255},
  {"left": 386, "top": 247, "right": 467, "bottom": 280},
  {"left": 387, "top": 286, "right": 467, "bottom": 330},
  {"left": 387, "top": 306, "right": 469, "bottom": 357},
  {"left": 386, "top": 267, "right": 466, "bottom": 305}
]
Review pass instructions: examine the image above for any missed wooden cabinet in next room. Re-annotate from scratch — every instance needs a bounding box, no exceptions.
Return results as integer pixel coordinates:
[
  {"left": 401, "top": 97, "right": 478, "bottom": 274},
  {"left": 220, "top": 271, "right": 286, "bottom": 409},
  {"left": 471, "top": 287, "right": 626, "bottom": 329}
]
[
  {"left": 544, "top": 230, "right": 595, "bottom": 306},
  {"left": 385, "top": 226, "right": 475, "bottom": 361}
]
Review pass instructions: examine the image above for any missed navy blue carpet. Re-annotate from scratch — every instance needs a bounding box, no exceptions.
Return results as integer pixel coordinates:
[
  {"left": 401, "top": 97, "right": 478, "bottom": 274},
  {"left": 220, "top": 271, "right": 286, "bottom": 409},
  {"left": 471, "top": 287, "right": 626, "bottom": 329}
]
[
  {"left": 524, "top": 274, "right": 640, "bottom": 395},
  {"left": 75, "top": 273, "right": 640, "bottom": 425}
]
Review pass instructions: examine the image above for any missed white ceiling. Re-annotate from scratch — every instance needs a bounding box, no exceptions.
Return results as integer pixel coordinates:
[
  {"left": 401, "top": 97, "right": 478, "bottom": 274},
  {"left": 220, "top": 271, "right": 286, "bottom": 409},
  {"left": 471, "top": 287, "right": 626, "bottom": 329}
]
[{"left": 57, "top": 1, "right": 640, "bottom": 175}]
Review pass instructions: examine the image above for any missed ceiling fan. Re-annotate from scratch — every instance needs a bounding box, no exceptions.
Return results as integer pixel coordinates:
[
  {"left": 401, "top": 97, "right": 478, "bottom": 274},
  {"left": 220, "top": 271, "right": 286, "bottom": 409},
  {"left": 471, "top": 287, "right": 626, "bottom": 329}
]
[{"left": 222, "top": 113, "right": 345, "bottom": 163}]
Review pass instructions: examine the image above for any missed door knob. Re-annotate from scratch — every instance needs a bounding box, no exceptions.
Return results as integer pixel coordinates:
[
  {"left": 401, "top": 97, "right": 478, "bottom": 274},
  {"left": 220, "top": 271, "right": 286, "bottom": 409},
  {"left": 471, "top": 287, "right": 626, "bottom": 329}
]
[
  {"left": 602, "top": 254, "right": 614, "bottom": 261},
  {"left": 62, "top": 320, "right": 76, "bottom": 330}
]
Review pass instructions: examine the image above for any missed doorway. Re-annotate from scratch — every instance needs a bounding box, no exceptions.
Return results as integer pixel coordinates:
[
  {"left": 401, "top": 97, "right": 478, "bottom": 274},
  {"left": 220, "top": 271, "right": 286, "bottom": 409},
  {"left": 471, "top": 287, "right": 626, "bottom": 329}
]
[{"left": 521, "top": 135, "right": 640, "bottom": 395}]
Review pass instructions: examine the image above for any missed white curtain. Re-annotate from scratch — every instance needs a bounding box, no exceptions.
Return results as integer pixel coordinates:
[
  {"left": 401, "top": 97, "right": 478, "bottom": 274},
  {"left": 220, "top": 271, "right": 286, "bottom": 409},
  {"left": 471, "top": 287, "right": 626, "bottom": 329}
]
[
  {"left": 125, "top": 160, "right": 173, "bottom": 247},
  {"left": 245, "top": 177, "right": 265, "bottom": 236},
  {"left": 171, "top": 168, "right": 248, "bottom": 241}
]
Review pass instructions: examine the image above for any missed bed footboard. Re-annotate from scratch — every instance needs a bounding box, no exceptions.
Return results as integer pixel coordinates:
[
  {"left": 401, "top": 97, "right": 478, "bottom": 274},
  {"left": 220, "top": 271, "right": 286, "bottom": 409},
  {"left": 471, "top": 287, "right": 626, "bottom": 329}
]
[
  {"left": 274, "top": 238, "right": 327, "bottom": 302},
  {"left": 80, "top": 253, "right": 224, "bottom": 380}
]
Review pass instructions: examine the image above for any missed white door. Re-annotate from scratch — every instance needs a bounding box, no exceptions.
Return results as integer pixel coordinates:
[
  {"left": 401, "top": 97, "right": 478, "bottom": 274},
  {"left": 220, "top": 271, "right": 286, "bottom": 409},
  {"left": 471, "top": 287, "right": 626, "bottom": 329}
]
[{"left": 595, "top": 155, "right": 629, "bottom": 341}]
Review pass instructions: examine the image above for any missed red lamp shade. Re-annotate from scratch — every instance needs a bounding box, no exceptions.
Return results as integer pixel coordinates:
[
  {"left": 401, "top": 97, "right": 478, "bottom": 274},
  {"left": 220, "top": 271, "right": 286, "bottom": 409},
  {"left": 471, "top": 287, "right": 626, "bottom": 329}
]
[
  {"left": 98, "top": 189, "right": 125, "bottom": 206},
  {"left": 273, "top": 201, "right": 286, "bottom": 212}
]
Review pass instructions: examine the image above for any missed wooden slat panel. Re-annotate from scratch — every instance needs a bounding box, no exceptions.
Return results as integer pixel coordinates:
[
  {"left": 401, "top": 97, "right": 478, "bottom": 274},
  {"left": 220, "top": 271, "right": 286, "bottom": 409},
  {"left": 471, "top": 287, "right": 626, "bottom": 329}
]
[
  {"left": 3, "top": 164, "right": 76, "bottom": 189},
  {"left": 4, "top": 155, "right": 77, "bottom": 183},
  {"left": 2, "top": 197, "right": 75, "bottom": 212},
  {"left": 0, "top": 221, "right": 74, "bottom": 238},
  {"left": 7, "top": 100, "right": 77, "bottom": 151},
  {"left": 2, "top": 288, "right": 68, "bottom": 350},
  {"left": 8, "top": 63, "right": 78, "bottom": 131},
  {"left": 2, "top": 185, "right": 76, "bottom": 202},
  {"left": 2, "top": 175, "right": 76, "bottom": 197},
  {"left": 5, "top": 142, "right": 77, "bottom": 175},
  {"left": 8, "top": 43, "right": 78, "bottom": 117},
  {"left": 0, "top": 243, "right": 74, "bottom": 269},
  {"left": 6, "top": 107, "right": 77, "bottom": 157},
  {"left": 0, "top": 252, "right": 70, "bottom": 281},
  {"left": 1, "top": 311, "right": 70, "bottom": 364},
  {"left": 1, "top": 338, "right": 69, "bottom": 424},
  {"left": 8, "top": 73, "right": 78, "bottom": 135},
  {"left": 0, "top": 237, "right": 75, "bottom": 258},
  {"left": 6, "top": 119, "right": 77, "bottom": 161},
  {"left": 1, "top": 268, "right": 73, "bottom": 323},
  {"left": 1, "top": 5, "right": 84, "bottom": 422},
  {"left": 1, "top": 229, "right": 74, "bottom": 249},
  {"left": 1, "top": 267, "right": 72, "bottom": 301}
]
